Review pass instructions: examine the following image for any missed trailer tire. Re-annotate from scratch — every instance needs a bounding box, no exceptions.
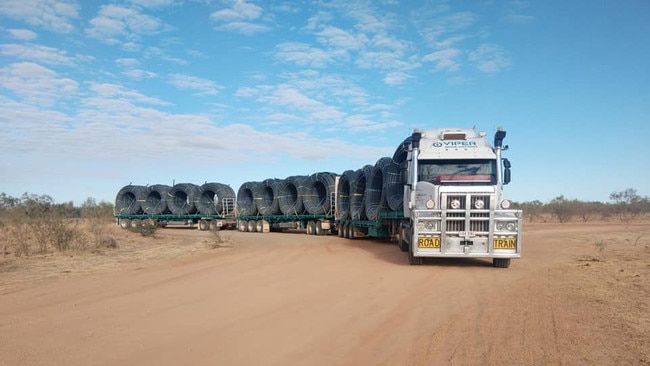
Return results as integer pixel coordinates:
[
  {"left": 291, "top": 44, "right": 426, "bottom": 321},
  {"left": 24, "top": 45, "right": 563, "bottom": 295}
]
[
  {"left": 338, "top": 224, "right": 344, "bottom": 237},
  {"left": 209, "top": 221, "right": 220, "bottom": 231},
  {"left": 247, "top": 220, "right": 256, "bottom": 232},
  {"left": 306, "top": 221, "right": 315, "bottom": 235},
  {"left": 493, "top": 258, "right": 511, "bottom": 268},
  {"left": 315, "top": 221, "right": 323, "bottom": 236},
  {"left": 119, "top": 219, "right": 130, "bottom": 229},
  {"left": 238, "top": 220, "right": 247, "bottom": 232},
  {"left": 198, "top": 219, "right": 208, "bottom": 231},
  {"left": 130, "top": 219, "right": 141, "bottom": 229},
  {"left": 346, "top": 224, "right": 354, "bottom": 240}
]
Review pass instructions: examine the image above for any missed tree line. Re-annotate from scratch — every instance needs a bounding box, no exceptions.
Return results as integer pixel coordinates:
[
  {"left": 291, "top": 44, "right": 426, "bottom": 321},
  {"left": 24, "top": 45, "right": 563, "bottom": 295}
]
[{"left": 513, "top": 188, "right": 650, "bottom": 223}]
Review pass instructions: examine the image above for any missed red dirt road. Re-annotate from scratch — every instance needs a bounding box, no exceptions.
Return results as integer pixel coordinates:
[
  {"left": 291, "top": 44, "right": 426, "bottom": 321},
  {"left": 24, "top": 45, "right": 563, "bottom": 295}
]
[{"left": 1, "top": 223, "right": 648, "bottom": 365}]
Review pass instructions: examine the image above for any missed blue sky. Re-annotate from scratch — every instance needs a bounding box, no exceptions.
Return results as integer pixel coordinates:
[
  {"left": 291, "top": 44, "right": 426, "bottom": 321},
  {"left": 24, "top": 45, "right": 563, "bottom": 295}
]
[{"left": 0, "top": 0, "right": 648, "bottom": 205}]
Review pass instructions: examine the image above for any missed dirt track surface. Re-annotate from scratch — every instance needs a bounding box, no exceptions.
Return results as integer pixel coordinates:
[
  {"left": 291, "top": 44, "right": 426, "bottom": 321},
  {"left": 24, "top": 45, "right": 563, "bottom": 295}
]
[{"left": 1, "top": 223, "right": 649, "bottom": 365}]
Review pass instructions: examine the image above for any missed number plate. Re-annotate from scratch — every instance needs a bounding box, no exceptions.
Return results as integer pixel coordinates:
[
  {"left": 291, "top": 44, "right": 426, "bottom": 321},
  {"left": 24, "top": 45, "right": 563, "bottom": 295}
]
[
  {"left": 493, "top": 238, "right": 517, "bottom": 249},
  {"left": 418, "top": 237, "right": 441, "bottom": 248}
]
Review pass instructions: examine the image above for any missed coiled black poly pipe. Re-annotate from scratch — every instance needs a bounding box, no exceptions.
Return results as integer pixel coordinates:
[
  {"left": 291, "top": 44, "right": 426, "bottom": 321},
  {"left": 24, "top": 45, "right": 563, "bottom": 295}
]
[
  {"left": 350, "top": 165, "right": 373, "bottom": 220},
  {"left": 365, "top": 157, "right": 393, "bottom": 220},
  {"left": 336, "top": 170, "right": 356, "bottom": 220},
  {"left": 277, "top": 175, "right": 307, "bottom": 215},
  {"left": 142, "top": 184, "right": 170, "bottom": 215},
  {"left": 115, "top": 185, "right": 147, "bottom": 215},
  {"left": 167, "top": 183, "right": 201, "bottom": 215},
  {"left": 198, "top": 182, "right": 236, "bottom": 214},
  {"left": 303, "top": 172, "right": 337, "bottom": 215},
  {"left": 254, "top": 179, "right": 281, "bottom": 215},
  {"left": 237, "top": 181, "right": 260, "bottom": 216}
]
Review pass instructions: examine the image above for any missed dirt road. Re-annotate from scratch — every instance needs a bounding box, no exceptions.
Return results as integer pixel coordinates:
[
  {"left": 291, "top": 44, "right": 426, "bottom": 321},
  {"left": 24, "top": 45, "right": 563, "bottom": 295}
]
[{"left": 1, "top": 223, "right": 648, "bottom": 365}]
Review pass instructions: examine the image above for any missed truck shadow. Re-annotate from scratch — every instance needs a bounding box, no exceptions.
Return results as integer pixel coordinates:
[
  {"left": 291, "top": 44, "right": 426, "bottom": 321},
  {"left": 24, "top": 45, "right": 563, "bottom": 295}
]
[{"left": 343, "top": 237, "right": 493, "bottom": 268}]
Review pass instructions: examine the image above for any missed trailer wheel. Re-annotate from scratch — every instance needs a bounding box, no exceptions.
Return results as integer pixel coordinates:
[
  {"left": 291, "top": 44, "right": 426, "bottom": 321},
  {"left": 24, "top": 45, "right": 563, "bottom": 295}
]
[
  {"left": 130, "top": 219, "right": 141, "bottom": 228},
  {"left": 338, "top": 224, "right": 344, "bottom": 237},
  {"left": 315, "top": 221, "right": 323, "bottom": 236},
  {"left": 209, "top": 220, "right": 220, "bottom": 231},
  {"left": 119, "top": 219, "right": 131, "bottom": 229},
  {"left": 306, "top": 221, "right": 316, "bottom": 235},
  {"left": 408, "top": 244, "right": 423, "bottom": 265},
  {"left": 346, "top": 224, "right": 354, "bottom": 240},
  {"left": 198, "top": 219, "right": 208, "bottom": 231},
  {"left": 247, "top": 220, "right": 256, "bottom": 232},
  {"left": 493, "top": 258, "right": 511, "bottom": 268}
]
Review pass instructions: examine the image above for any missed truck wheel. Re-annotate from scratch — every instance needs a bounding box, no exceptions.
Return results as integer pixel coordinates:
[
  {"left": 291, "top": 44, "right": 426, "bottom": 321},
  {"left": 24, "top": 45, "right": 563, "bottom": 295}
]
[
  {"left": 493, "top": 258, "right": 511, "bottom": 268},
  {"left": 119, "top": 219, "right": 130, "bottom": 229},
  {"left": 130, "top": 219, "right": 141, "bottom": 228},
  {"left": 408, "top": 245, "right": 423, "bottom": 265},
  {"left": 338, "top": 224, "right": 344, "bottom": 237},
  {"left": 315, "top": 221, "right": 323, "bottom": 236}
]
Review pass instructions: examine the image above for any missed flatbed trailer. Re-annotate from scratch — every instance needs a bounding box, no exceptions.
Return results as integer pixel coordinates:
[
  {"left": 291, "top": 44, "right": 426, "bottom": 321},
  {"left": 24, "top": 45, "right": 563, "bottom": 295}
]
[
  {"left": 336, "top": 211, "right": 405, "bottom": 239},
  {"left": 236, "top": 214, "right": 336, "bottom": 235},
  {"left": 114, "top": 213, "right": 236, "bottom": 231}
]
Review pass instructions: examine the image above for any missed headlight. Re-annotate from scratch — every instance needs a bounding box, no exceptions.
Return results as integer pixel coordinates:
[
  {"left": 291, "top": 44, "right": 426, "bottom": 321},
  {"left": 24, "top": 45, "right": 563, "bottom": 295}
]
[
  {"left": 474, "top": 199, "right": 485, "bottom": 209},
  {"left": 425, "top": 221, "right": 435, "bottom": 230},
  {"left": 506, "top": 222, "right": 516, "bottom": 231},
  {"left": 500, "top": 199, "right": 511, "bottom": 209},
  {"left": 450, "top": 199, "right": 461, "bottom": 209},
  {"left": 417, "top": 222, "right": 425, "bottom": 231},
  {"left": 496, "top": 222, "right": 506, "bottom": 230}
]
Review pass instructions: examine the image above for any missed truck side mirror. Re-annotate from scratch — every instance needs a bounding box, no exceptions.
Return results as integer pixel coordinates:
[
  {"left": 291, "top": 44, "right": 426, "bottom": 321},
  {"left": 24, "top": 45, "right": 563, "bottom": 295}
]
[{"left": 502, "top": 159, "right": 511, "bottom": 185}]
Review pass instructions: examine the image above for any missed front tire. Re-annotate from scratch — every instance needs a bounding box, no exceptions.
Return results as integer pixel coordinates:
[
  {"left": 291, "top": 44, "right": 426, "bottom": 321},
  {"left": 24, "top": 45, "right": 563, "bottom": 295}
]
[
  {"left": 493, "top": 258, "right": 511, "bottom": 268},
  {"left": 408, "top": 244, "right": 423, "bottom": 265}
]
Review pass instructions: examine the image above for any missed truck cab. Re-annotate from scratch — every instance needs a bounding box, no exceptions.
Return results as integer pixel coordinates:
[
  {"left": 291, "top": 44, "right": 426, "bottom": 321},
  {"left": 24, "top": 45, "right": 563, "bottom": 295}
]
[{"left": 400, "top": 127, "right": 522, "bottom": 267}]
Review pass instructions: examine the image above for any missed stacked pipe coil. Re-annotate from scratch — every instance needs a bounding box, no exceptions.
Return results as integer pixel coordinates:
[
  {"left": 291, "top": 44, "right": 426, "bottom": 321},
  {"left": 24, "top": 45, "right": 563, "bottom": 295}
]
[
  {"left": 142, "top": 184, "right": 170, "bottom": 215},
  {"left": 197, "top": 182, "right": 236, "bottom": 214},
  {"left": 350, "top": 165, "right": 373, "bottom": 220},
  {"left": 115, "top": 185, "right": 147, "bottom": 215},
  {"left": 336, "top": 170, "right": 356, "bottom": 220},
  {"left": 277, "top": 175, "right": 308, "bottom": 215},
  {"left": 237, "top": 181, "right": 259, "bottom": 216},
  {"left": 255, "top": 179, "right": 282, "bottom": 215},
  {"left": 302, "top": 172, "right": 337, "bottom": 215},
  {"left": 167, "top": 183, "right": 201, "bottom": 215}
]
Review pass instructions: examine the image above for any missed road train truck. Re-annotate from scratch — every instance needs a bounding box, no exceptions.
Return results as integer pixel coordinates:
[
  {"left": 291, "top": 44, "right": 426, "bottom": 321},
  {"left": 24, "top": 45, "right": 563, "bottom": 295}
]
[{"left": 336, "top": 127, "right": 522, "bottom": 268}]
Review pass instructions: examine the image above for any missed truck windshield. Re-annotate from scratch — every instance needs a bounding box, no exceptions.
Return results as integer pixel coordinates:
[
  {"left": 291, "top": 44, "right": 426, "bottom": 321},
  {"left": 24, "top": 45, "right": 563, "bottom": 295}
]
[{"left": 418, "top": 159, "right": 496, "bottom": 185}]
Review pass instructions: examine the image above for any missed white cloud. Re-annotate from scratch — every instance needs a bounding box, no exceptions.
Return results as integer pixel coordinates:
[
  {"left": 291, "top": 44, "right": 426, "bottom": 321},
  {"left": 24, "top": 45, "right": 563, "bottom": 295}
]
[
  {"left": 274, "top": 42, "right": 335, "bottom": 68},
  {"left": 469, "top": 43, "right": 511, "bottom": 73},
  {"left": 211, "top": 0, "right": 263, "bottom": 21},
  {"left": 0, "top": 62, "right": 78, "bottom": 107},
  {"left": 0, "top": 0, "right": 78, "bottom": 33},
  {"left": 6, "top": 28, "right": 38, "bottom": 41},
  {"left": 167, "top": 74, "right": 222, "bottom": 96},
  {"left": 0, "top": 44, "right": 74, "bottom": 65},
  {"left": 85, "top": 4, "right": 166, "bottom": 45},
  {"left": 423, "top": 48, "right": 461, "bottom": 72},
  {"left": 210, "top": 0, "right": 270, "bottom": 35}
]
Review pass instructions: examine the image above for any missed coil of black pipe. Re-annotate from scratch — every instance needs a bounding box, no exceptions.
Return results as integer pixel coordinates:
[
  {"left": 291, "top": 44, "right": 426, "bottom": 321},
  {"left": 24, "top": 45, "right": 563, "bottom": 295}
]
[
  {"left": 197, "top": 182, "right": 236, "bottom": 214},
  {"left": 303, "top": 172, "right": 337, "bottom": 215},
  {"left": 254, "top": 179, "right": 281, "bottom": 215},
  {"left": 142, "top": 184, "right": 170, "bottom": 215},
  {"left": 365, "top": 157, "right": 394, "bottom": 220},
  {"left": 336, "top": 170, "right": 356, "bottom": 220},
  {"left": 167, "top": 183, "right": 201, "bottom": 215},
  {"left": 236, "top": 181, "right": 260, "bottom": 216},
  {"left": 350, "top": 165, "right": 373, "bottom": 220},
  {"left": 277, "top": 175, "right": 308, "bottom": 215},
  {"left": 115, "top": 185, "right": 147, "bottom": 215}
]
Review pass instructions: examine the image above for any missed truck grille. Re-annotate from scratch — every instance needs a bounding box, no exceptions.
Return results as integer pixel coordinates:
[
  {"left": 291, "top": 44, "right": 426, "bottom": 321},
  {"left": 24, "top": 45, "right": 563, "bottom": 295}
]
[{"left": 444, "top": 194, "right": 491, "bottom": 233}]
